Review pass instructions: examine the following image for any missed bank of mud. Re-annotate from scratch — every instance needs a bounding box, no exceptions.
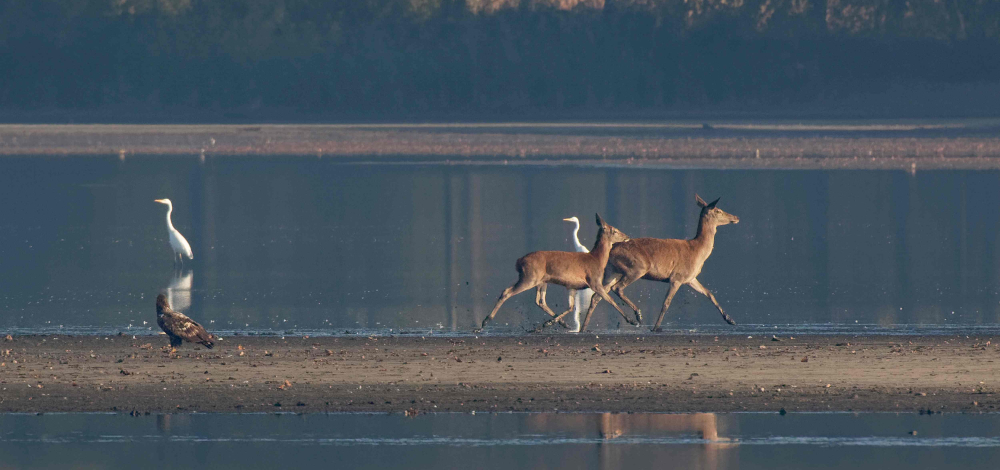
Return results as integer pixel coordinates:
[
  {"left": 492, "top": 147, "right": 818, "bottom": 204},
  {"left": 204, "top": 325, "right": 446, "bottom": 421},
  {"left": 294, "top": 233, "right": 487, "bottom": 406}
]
[
  {"left": 5, "top": 123, "right": 1000, "bottom": 170},
  {"left": 1, "top": 334, "right": 997, "bottom": 414}
]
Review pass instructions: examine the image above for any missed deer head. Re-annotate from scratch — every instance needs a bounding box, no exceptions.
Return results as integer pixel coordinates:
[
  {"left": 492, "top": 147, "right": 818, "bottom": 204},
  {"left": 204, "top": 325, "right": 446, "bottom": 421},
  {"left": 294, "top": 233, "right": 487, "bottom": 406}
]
[
  {"left": 596, "top": 213, "right": 630, "bottom": 244},
  {"left": 696, "top": 194, "right": 740, "bottom": 227}
]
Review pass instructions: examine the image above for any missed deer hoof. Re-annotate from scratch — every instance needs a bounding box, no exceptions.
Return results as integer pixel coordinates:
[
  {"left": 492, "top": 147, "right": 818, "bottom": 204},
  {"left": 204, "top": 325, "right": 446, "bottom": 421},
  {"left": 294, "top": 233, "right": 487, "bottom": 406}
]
[
  {"left": 557, "top": 320, "right": 570, "bottom": 329},
  {"left": 634, "top": 312, "right": 643, "bottom": 323},
  {"left": 651, "top": 327, "right": 663, "bottom": 333}
]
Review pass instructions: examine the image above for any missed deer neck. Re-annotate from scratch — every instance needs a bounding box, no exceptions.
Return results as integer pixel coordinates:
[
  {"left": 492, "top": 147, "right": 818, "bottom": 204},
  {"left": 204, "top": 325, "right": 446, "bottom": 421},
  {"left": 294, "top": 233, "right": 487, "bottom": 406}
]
[
  {"left": 589, "top": 230, "right": 613, "bottom": 267},
  {"left": 691, "top": 217, "right": 717, "bottom": 260}
]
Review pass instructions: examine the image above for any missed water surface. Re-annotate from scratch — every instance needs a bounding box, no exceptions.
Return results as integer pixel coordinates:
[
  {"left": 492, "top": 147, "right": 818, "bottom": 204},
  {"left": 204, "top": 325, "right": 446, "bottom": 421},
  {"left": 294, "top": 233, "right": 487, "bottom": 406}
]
[
  {"left": 2, "top": 412, "right": 999, "bottom": 469},
  {"left": 2, "top": 156, "right": 999, "bottom": 334}
]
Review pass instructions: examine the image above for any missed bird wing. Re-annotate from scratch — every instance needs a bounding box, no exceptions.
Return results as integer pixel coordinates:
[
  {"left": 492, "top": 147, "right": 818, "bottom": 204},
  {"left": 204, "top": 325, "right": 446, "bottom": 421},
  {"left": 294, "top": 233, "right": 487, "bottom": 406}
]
[
  {"left": 159, "top": 311, "right": 213, "bottom": 347},
  {"left": 157, "top": 314, "right": 181, "bottom": 342},
  {"left": 174, "top": 229, "right": 194, "bottom": 259},
  {"left": 171, "top": 229, "right": 194, "bottom": 259}
]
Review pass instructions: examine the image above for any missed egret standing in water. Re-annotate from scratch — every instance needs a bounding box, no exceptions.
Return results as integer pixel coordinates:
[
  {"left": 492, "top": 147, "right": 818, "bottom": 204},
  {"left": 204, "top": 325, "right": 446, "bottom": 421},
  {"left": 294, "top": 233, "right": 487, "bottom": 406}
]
[
  {"left": 154, "top": 199, "right": 193, "bottom": 266},
  {"left": 563, "top": 216, "right": 594, "bottom": 332}
]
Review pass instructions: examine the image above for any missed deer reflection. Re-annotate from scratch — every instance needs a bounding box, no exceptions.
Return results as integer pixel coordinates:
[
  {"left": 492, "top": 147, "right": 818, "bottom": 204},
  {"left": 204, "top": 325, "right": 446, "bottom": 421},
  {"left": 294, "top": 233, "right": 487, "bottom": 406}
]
[
  {"left": 156, "top": 413, "right": 192, "bottom": 433},
  {"left": 525, "top": 412, "right": 735, "bottom": 470},
  {"left": 166, "top": 270, "right": 193, "bottom": 313}
]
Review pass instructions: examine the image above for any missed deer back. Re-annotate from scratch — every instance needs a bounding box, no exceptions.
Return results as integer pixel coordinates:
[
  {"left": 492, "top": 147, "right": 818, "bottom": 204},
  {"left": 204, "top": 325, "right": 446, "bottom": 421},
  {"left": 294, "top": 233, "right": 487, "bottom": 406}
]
[
  {"left": 608, "top": 237, "right": 702, "bottom": 282},
  {"left": 518, "top": 250, "right": 598, "bottom": 288}
]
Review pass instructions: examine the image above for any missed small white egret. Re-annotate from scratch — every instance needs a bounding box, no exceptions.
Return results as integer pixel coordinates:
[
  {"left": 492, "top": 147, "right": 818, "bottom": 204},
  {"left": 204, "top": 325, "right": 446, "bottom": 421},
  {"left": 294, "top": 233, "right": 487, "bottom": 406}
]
[
  {"left": 154, "top": 198, "right": 194, "bottom": 265},
  {"left": 563, "top": 216, "right": 594, "bottom": 333}
]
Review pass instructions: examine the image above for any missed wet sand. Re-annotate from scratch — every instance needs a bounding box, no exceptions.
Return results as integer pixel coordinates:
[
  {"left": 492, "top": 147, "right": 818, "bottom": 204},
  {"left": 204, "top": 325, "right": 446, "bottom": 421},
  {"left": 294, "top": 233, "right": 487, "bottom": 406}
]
[
  {"left": 1, "top": 334, "right": 997, "bottom": 414},
  {"left": 5, "top": 122, "right": 1000, "bottom": 169}
]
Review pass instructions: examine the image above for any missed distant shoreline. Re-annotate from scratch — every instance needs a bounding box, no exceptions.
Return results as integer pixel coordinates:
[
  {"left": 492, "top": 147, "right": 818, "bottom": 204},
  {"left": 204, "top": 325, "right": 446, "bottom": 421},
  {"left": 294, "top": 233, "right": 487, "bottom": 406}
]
[
  {"left": 3, "top": 122, "right": 1000, "bottom": 170},
  {"left": 2, "top": 334, "right": 997, "bottom": 414}
]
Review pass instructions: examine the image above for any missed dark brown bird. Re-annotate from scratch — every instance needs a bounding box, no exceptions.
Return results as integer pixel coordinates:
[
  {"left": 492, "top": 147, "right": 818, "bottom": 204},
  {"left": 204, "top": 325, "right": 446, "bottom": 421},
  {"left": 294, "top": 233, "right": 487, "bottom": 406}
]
[{"left": 156, "top": 294, "right": 214, "bottom": 349}]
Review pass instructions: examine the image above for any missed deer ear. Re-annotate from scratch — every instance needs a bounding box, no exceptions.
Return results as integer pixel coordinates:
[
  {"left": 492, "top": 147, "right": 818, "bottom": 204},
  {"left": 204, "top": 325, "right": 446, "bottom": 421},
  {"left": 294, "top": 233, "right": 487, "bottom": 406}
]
[
  {"left": 708, "top": 197, "right": 720, "bottom": 208},
  {"left": 595, "top": 213, "right": 606, "bottom": 227},
  {"left": 696, "top": 194, "right": 708, "bottom": 208}
]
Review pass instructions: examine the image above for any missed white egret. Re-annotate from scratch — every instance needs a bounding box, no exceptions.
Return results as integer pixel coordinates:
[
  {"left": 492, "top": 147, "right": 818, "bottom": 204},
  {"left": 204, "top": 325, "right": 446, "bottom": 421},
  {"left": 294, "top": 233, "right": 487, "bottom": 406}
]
[
  {"left": 563, "top": 216, "right": 594, "bottom": 332},
  {"left": 154, "top": 199, "right": 194, "bottom": 265}
]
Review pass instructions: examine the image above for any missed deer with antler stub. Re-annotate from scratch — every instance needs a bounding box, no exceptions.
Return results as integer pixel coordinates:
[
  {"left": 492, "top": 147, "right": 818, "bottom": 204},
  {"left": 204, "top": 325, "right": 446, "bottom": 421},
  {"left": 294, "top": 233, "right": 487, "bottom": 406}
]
[
  {"left": 478, "top": 214, "right": 633, "bottom": 332},
  {"left": 593, "top": 195, "right": 740, "bottom": 331}
]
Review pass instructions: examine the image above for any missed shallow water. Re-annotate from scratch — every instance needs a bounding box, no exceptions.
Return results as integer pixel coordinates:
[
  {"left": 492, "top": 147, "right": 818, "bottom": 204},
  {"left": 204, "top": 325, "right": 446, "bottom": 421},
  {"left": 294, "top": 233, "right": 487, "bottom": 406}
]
[
  {"left": 2, "top": 412, "right": 999, "bottom": 469},
  {"left": 2, "top": 156, "right": 1000, "bottom": 334}
]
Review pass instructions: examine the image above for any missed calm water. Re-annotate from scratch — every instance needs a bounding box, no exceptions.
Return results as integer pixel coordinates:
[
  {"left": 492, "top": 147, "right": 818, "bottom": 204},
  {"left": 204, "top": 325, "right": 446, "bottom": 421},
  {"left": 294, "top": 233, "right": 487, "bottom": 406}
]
[
  {"left": 2, "top": 156, "right": 1000, "bottom": 334},
  {"left": 2, "top": 412, "right": 1000, "bottom": 469}
]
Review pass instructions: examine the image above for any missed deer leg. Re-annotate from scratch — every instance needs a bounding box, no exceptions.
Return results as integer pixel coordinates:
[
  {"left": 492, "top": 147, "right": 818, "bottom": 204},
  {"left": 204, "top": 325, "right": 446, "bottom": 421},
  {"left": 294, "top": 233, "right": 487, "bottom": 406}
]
[
  {"left": 575, "top": 278, "right": 635, "bottom": 332},
  {"left": 688, "top": 278, "right": 736, "bottom": 326},
  {"left": 609, "top": 274, "right": 644, "bottom": 324},
  {"left": 534, "top": 284, "right": 569, "bottom": 327},
  {"left": 559, "top": 289, "right": 577, "bottom": 330},
  {"left": 532, "top": 285, "right": 571, "bottom": 331},
  {"left": 595, "top": 283, "right": 636, "bottom": 327},
  {"left": 652, "top": 281, "right": 683, "bottom": 331},
  {"left": 479, "top": 280, "right": 536, "bottom": 330}
]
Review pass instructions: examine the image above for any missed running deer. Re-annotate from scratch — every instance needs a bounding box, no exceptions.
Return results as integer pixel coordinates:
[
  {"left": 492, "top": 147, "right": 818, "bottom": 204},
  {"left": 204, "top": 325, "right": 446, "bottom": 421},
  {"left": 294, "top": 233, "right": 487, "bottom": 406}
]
[
  {"left": 593, "top": 195, "right": 740, "bottom": 331},
  {"left": 478, "top": 214, "right": 633, "bottom": 332}
]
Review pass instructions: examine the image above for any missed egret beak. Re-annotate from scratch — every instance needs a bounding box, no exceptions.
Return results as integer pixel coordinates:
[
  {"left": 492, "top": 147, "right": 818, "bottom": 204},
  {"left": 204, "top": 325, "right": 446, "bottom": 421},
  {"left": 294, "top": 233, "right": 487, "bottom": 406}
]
[
  {"left": 154, "top": 199, "right": 166, "bottom": 204},
  {"left": 562, "top": 217, "right": 574, "bottom": 222}
]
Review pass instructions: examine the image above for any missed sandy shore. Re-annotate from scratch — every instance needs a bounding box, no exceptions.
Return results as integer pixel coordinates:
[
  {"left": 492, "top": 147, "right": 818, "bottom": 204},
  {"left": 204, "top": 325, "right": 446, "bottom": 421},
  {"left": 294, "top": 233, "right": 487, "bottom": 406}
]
[
  {"left": 5, "top": 122, "right": 1000, "bottom": 169},
  {"left": 1, "top": 334, "right": 997, "bottom": 414}
]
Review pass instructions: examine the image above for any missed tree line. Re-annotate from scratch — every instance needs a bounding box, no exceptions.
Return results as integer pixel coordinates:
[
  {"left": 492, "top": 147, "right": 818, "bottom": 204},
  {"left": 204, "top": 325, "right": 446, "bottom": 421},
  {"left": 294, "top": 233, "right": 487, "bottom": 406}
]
[{"left": 1, "top": 0, "right": 998, "bottom": 120}]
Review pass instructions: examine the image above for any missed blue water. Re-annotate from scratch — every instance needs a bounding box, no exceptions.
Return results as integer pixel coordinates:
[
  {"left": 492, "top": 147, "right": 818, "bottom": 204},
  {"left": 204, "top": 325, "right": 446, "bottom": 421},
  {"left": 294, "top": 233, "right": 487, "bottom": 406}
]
[
  {"left": 2, "top": 157, "right": 1000, "bottom": 335},
  {"left": 2, "top": 412, "right": 1000, "bottom": 469}
]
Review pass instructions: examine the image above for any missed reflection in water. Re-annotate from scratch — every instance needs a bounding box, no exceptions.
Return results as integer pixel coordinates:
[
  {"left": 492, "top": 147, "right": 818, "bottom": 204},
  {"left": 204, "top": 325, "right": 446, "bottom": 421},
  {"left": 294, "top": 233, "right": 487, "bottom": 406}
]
[
  {"left": 3, "top": 157, "right": 1000, "bottom": 332},
  {"left": 525, "top": 412, "right": 736, "bottom": 470},
  {"left": 166, "top": 270, "right": 193, "bottom": 313},
  {"left": 4, "top": 412, "right": 1000, "bottom": 469}
]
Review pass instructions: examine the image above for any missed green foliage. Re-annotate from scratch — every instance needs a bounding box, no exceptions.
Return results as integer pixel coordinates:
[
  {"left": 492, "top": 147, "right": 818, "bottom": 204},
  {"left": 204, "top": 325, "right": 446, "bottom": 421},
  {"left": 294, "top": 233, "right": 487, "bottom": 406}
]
[{"left": 0, "top": 0, "right": 998, "bottom": 117}]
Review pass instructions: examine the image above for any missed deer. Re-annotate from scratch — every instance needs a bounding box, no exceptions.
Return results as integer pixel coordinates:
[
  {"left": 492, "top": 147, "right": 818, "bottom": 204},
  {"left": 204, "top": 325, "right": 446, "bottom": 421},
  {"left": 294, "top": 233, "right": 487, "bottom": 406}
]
[
  {"left": 591, "top": 194, "right": 740, "bottom": 331},
  {"left": 478, "top": 214, "right": 634, "bottom": 332}
]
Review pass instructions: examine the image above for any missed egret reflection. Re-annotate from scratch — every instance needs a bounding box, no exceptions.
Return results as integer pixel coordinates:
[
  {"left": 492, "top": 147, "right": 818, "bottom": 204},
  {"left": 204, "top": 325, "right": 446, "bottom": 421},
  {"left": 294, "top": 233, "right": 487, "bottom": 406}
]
[{"left": 166, "top": 270, "right": 193, "bottom": 313}]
